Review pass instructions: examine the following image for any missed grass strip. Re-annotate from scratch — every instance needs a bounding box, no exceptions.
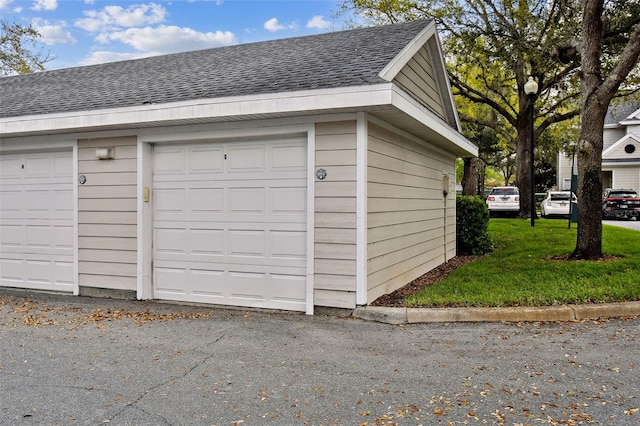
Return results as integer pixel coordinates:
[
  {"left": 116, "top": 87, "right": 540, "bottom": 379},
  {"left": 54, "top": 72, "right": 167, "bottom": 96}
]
[{"left": 404, "top": 219, "right": 640, "bottom": 308}]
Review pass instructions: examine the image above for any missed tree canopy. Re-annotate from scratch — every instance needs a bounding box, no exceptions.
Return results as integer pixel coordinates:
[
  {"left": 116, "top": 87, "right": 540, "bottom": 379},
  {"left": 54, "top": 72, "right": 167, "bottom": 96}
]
[
  {"left": 1, "top": 20, "right": 52, "bottom": 76},
  {"left": 338, "top": 0, "right": 638, "bottom": 218}
]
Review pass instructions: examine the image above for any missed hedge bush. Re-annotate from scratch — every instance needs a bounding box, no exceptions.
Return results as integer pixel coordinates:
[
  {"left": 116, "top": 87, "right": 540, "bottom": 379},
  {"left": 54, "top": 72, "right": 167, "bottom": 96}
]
[{"left": 456, "top": 195, "right": 494, "bottom": 255}]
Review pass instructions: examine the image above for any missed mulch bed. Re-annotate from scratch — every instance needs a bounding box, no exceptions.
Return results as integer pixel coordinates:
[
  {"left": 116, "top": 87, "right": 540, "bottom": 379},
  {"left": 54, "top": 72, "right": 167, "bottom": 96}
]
[{"left": 370, "top": 255, "right": 481, "bottom": 307}]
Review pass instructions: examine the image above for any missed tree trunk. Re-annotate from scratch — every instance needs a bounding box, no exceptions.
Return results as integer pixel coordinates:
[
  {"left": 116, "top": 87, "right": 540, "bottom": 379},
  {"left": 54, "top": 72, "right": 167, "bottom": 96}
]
[
  {"left": 515, "top": 112, "right": 533, "bottom": 218},
  {"left": 572, "top": 108, "right": 605, "bottom": 259},
  {"left": 461, "top": 157, "right": 477, "bottom": 196},
  {"left": 478, "top": 160, "right": 486, "bottom": 196},
  {"left": 572, "top": 0, "right": 606, "bottom": 260}
]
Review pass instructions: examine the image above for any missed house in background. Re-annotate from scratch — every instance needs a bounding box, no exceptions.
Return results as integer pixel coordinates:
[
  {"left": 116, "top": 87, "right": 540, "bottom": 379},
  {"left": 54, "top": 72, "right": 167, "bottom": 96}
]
[
  {"left": 558, "top": 102, "right": 640, "bottom": 192},
  {"left": 1, "top": 20, "right": 477, "bottom": 314}
]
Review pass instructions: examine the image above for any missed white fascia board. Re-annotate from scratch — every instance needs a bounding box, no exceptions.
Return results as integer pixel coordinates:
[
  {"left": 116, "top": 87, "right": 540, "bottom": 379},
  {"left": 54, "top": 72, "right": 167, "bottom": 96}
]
[
  {"left": 619, "top": 118, "right": 640, "bottom": 126},
  {"left": 390, "top": 86, "right": 478, "bottom": 157},
  {"left": 0, "top": 84, "right": 393, "bottom": 136},
  {"left": 378, "top": 21, "right": 437, "bottom": 81}
]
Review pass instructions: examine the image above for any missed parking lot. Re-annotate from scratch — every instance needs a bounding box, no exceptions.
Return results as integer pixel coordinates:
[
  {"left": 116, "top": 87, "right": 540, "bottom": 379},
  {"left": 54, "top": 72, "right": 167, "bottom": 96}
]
[{"left": 2, "top": 289, "right": 639, "bottom": 425}]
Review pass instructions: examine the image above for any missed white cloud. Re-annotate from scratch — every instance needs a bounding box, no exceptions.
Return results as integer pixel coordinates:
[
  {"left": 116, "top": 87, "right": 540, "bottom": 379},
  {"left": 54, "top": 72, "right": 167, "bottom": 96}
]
[
  {"left": 79, "top": 50, "right": 156, "bottom": 66},
  {"left": 32, "top": 18, "right": 77, "bottom": 45},
  {"left": 0, "top": 0, "right": 13, "bottom": 10},
  {"left": 97, "top": 25, "right": 237, "bottom": 54},
  {"left": 264, "top": 18, "right": 297, "bottom": 32},
  {"left": 75, "top": 3, "right": 167, "bottom": 32},
  {"left": 31, "top": 0, "right": 57, "bottom": 11},
  {"left": 307, "top": 15, "right": 331, "bottom": 30},
  {"left": 264, "top": 18, "right": 284, "bottom": 32}
]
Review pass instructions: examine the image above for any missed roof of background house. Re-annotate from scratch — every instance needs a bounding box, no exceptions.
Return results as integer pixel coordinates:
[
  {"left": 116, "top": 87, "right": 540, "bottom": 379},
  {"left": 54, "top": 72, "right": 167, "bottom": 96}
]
[
  {"left": 605, "top": 98, "right": 640, "bottom": 125},
  {"left": 0, "top": 20, "right": 433, "bottom": 119}
]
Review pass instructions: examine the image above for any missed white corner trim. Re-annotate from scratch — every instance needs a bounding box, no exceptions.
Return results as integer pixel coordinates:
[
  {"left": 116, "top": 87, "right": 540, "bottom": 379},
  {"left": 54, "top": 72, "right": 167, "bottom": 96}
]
[
  {"left": 72, "top": 141, "right": 79, "bottom": 296},
  {"left": 378, "top": 21, "right": 437, "bottom": 82},
  {"left": 0, "top": 85, "right": 393, "bottom": 137},
  {"left": 306, "top": 124, "right": 316, "bottom": 315},
  {"left": 356, "top": 113, "right": 368, "bottom": 306}
]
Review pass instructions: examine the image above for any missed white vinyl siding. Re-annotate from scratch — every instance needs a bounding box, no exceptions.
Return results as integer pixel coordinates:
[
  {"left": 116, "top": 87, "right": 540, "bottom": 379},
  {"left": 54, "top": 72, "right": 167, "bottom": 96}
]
[
  {"left": 0, "top": 150, "right": 74, "bottom": 292},
  {"left": 394, "top": 45, "right": 447, "bottom": 122},
  {"left": 313, "top": 121, "right": 358, "bottom": 309},
  {"left": 603, "top": 127, "right": 626, "bottom": 151},
  {"left": 78, "top": 136, "right": 137, "bottom": 291},
  {"left": 609, "top": 167, "right": 640, "bottom": 190},
  {"left": 367, "top": 123, "right": 455, "bottom": 302},
  {"left": 557, "top": 152, "right": 576, "bottom": 190}
]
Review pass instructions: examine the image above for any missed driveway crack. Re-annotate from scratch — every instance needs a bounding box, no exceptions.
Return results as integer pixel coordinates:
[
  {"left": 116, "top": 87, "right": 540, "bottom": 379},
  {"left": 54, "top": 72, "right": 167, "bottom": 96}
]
[{"left": 104, "top": 332, "right": 227, "bottom": 424}]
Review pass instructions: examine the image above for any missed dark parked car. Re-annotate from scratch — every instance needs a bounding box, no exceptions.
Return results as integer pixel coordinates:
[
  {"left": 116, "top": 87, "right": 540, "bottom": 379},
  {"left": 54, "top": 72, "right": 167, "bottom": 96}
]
[{"left": 602, "top": 188, "right": 640, "bottom": 220}]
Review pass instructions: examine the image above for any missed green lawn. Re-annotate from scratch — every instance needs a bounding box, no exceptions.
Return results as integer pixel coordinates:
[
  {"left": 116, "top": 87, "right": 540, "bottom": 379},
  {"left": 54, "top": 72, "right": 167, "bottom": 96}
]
[{"left": 404, "top": 219, "right": 640, "bottom": 308}]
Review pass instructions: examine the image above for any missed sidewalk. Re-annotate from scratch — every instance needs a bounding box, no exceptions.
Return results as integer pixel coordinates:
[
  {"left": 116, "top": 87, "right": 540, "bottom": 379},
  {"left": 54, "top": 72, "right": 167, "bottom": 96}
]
[{"left": 352, "top": 301, "right": 640, "bottom": 324}]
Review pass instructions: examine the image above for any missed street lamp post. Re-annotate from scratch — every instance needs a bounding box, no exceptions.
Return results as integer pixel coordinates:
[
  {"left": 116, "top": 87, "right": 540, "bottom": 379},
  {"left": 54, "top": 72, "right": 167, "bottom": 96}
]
[{"left": 524, "top": 76, "right": 538, "bottom": 227}]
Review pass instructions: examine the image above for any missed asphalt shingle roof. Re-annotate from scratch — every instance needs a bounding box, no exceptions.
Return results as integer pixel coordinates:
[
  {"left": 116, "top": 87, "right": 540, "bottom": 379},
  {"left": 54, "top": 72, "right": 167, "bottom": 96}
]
[
  {"left": 0, "top": 20, "right": 432, "bottom": 119},
  {"left": 605, "top": 99, "right": 640, "bottom": 125}
]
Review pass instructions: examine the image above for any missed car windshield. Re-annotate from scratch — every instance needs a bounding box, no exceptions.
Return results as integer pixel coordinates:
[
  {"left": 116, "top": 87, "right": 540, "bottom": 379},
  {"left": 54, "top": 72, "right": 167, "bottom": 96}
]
[
  {"left": 491, "top": 188, "right": 518, "bottom": 195},
  {"left": 609, "top": 192, "right": 638, "bottom": 198},
  {"left": 550, "top": 193, "right": 571, "bottom": 200}
]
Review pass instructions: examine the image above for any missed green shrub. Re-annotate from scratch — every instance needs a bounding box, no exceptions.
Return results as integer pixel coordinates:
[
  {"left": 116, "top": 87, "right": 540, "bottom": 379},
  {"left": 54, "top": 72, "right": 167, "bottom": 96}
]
[{"left": 456, "top": 195, "right": 494, "bottom": 255}]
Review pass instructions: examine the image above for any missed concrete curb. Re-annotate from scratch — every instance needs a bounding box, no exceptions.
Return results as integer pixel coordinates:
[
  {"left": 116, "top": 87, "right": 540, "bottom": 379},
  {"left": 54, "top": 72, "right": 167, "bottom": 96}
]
[{"left": 352, "top": 301, "right": 640, "bottom": 324}]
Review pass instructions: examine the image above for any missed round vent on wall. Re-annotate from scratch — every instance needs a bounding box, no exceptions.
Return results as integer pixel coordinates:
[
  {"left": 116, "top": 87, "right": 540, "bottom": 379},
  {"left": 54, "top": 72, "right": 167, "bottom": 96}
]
[{"left": 624, "top": 144, "right": 636, "bottom": 154}]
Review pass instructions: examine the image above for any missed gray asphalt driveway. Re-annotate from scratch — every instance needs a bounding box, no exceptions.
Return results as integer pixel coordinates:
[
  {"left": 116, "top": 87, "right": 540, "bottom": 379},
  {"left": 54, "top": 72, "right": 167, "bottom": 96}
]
[
  {"left": 604, "top": 218, "right": 640, "bottom": 231},
  {"left": 1, "top": 289, "right": 639, "bottom": 425}
]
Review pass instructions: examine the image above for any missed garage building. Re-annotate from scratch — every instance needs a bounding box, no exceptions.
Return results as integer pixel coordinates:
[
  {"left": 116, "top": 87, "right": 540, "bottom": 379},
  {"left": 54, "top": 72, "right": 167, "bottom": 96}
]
[{"left": 1, "top": 20, "right": 477, "bottom": 314}]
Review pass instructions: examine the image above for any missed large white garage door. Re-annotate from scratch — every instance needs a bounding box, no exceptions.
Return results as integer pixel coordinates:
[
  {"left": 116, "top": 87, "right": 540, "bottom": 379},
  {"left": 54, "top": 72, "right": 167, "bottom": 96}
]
[
  {"left": 152, "top": 137, "right": 308, "bottom": 311},
  {"left": 0, "top": 150, "right": 74, "bottom": 292}
]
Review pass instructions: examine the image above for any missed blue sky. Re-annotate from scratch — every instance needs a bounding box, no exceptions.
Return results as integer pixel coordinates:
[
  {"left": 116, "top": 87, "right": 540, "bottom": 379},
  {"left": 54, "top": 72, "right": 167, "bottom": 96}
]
[{"left": 1, "top": 0, "right": 349, "bottom": 70}]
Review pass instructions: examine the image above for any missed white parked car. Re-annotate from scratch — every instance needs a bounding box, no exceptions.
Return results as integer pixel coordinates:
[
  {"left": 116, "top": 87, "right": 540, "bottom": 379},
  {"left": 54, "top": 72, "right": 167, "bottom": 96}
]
[
  {"left": 486, "top": 186, "right": 520, "bottom": 217},
  {"left": 541, "top": 191, "right": 577, "bottom": 218}
]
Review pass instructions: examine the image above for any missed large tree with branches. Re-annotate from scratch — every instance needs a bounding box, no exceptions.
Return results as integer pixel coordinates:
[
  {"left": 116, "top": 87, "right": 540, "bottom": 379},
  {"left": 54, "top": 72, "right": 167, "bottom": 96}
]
[
  {"left": 339, "top": 0, "right": 584, "bottom": 218},
  {"left": 572, "top": 0, "right": 640, "bottom": 259},
  {"left": 340, "top": 0, "right": 640, "bottom": 260}
]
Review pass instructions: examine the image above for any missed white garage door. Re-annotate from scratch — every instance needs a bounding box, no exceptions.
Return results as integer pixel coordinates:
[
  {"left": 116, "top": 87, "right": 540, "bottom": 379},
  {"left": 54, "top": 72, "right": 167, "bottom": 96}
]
[
  {"left": 0, "top": 150, "right": 74, "bottom": 292},
  {"left": 152, "top": 137, "right": 308, "bottom": 311}
]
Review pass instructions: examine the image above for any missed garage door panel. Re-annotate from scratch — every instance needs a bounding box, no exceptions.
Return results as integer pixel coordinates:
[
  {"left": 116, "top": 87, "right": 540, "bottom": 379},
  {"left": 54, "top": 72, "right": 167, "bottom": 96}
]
[
  {"left": 154, "top": 228, "right": 188, "bottom": 255},
  {"left": 228, "top": 229, "right": 265, "bottom": 257},
  {"left": 153, "top": 138, "right": 307, "bottom": 311},
  {"left": 0, "top": 224, "right": 22, "bottom": 246},
  {"left": 154, "top": 148, "right": 186, "bottom": 174},
  {"left": 154, "top": 189, "right": 186, "bottom": 214},
  {"left": 190, "top": 147, "right": 224, "bottom": 173},
  {"left": 24, "top": 155, "right": 52, "bottom": 178},
  {"left": 228, "top": 187, "right": 265, "bottom": 214},
  {"left": 1, "top": 257, "right": 73, "bottom": 291},
  {"left": 271, "top": 274, "right": 307, "bottom": 303},
  {"left": 190, "top": 188, "right": 224, "bottom": 213},
  {"left": 154, "top": 267, "right": 187, "bottom": 294},
  {"left": 271, "top": 187, "right": 306, "bottom": 214},
  {"left": 1, "top": 190, "right": 22, "bottom": 211},
  {"left": 191, "top": 269, "right": 225, "bottom": 296},
  {"left": 190, "top": 229, "right": 225, "bottom": 256},
  {"left": 0, "top": 150, "right": 74, "bottom": 292},
  {"left": 228, "top": 145, "right": 265, "bottom": 172},
  {"left": 270, "top": 144, "right": 307, "bottom": 170},
  {"left": 271, "top": 230, "right": 307, "bottom": 259}
]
